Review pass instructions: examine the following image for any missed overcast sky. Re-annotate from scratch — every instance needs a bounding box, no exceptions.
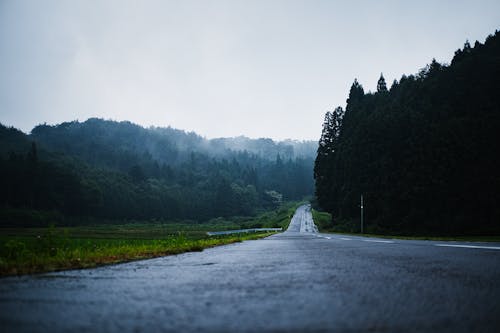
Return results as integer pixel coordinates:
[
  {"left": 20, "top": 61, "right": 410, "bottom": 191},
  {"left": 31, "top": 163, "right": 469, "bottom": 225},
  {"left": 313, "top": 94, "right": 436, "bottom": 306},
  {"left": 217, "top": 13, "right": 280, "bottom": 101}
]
[{"left": 1, "top": 0, "right": 499, "bottom": 140}]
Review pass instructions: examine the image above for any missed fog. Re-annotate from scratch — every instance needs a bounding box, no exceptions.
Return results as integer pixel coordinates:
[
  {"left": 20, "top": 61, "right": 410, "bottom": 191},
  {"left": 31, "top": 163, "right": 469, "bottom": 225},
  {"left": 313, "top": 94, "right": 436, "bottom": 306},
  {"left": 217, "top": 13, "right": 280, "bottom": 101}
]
[{"left": 1, "top": 0, "right": 499, "bottom": 140}]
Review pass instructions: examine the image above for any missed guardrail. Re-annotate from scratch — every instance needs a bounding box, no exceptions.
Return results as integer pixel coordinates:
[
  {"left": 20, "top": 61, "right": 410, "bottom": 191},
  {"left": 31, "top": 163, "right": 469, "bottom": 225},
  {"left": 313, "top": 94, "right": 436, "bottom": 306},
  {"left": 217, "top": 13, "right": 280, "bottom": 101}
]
[{"left": 206, "top": 228, "right": 282, "bottom": 236}]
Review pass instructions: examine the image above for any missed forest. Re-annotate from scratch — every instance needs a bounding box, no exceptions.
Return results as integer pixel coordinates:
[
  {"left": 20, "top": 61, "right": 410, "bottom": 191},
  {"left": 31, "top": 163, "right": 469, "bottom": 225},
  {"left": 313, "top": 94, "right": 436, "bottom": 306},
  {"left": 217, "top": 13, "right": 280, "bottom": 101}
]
[
  {"left": 314, "top": 31, "right": 500, "bottom": 235},
  {"left": 0, "top": 119, "right": 315, "bottom": 226}
]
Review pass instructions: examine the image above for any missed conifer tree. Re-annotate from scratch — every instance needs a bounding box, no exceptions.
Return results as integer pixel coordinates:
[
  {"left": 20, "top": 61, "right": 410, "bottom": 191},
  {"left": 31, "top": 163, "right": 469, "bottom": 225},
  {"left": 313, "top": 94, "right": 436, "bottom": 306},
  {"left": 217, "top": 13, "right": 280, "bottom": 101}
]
[
  {"left": 314, "top": 107, "right": 343, "bottom": 213},
  {"left": 347, "top": 79, "right": 364, "bottom": 105},
  {"left": 377, "top": 73, "right": 388, "bottom": 92}
]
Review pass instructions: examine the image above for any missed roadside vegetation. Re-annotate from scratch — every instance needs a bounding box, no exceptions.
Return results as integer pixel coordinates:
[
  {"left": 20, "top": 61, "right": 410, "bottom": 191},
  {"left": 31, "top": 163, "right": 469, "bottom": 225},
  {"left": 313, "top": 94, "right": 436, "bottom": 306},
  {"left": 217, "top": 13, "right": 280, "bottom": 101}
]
[
  {"left": 311, "top": 209, "right": 500, "bottom": 242},
  {"left": 311, "top": 209, "right": 333, "bottom": 231},
  {"left": 0, "top": 203, "right": 300, "bottom": 277}
]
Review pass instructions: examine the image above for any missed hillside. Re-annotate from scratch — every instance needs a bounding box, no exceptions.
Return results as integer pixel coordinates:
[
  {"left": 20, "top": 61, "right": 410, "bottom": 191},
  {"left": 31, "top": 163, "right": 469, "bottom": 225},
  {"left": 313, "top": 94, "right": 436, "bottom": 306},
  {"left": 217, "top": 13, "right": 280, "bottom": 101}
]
[
  {"left": 30, "top": 118, "right": 316, "bottom": 170},
  {"left": 0, "top": 120, "right": 316, "bottom": 226}
]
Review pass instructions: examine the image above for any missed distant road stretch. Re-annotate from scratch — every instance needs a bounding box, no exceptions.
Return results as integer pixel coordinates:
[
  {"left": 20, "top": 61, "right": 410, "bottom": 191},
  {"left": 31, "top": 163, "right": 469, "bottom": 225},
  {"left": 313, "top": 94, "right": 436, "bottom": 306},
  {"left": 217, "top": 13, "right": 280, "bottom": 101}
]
[
  {"left": 1, "top": 204, "right": 500, "bottom": 332},
  {"left": 287, "top": 204, "right": 318, "bottom": 233}
]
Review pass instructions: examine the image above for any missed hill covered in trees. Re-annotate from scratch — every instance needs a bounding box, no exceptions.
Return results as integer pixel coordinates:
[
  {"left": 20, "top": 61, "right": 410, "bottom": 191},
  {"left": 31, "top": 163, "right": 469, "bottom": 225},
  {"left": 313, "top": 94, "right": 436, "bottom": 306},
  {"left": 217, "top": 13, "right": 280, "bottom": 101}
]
[
  {"left": 0, "top": 119, "right": 315, "bottom": 226},
  {"left": 314, "top": 31, "right": 500, "bottom": 235}
]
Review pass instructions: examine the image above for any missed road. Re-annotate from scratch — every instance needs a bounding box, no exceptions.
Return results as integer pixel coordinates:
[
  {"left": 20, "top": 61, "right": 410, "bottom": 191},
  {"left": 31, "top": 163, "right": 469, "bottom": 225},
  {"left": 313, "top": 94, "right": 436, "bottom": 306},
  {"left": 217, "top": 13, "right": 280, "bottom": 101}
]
[{"left": 1, "top": 204, "right": 500, "bottom": 332}]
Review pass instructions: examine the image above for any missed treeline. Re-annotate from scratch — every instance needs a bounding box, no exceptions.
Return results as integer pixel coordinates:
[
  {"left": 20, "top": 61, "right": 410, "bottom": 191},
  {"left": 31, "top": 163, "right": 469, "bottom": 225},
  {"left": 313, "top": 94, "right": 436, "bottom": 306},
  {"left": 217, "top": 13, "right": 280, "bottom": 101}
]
[
  {"left": 314, "top": 31, "right": 500, "bottom": 235},
  {"left": 0, "top": 120, "right": 315, "bottom": 226}
]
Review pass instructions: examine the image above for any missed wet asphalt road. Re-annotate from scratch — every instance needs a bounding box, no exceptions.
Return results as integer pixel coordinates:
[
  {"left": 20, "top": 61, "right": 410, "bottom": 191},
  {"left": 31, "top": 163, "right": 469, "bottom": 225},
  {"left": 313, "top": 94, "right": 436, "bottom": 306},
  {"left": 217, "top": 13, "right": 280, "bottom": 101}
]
[{"left": 1, "top": 205, "right": 500, "bottom": 332}]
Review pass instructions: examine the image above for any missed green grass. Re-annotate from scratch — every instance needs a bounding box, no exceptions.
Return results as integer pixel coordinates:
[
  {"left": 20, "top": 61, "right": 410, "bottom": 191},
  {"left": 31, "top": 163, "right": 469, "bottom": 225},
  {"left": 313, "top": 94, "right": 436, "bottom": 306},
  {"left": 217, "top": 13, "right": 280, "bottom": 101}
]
[
  {"left": 311, "top": 209, "right": 333, "bottom": 231},
  {"left": 237, "top": 201, "right": 304, "bottom": 230},
  {"left": 0, "top": 203, "right": 304, "bottom": 277},
  {"left": 0, "top": 226, "right": 275, "bottom": 276}
]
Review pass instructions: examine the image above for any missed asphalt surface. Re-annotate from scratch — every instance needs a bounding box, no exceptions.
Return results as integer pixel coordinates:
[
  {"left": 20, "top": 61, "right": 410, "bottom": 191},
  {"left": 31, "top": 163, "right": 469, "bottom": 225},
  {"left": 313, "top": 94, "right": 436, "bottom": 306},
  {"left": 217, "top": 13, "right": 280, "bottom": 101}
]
[{"left": 1, "top": 204, "right": 500, "bottom": 332}]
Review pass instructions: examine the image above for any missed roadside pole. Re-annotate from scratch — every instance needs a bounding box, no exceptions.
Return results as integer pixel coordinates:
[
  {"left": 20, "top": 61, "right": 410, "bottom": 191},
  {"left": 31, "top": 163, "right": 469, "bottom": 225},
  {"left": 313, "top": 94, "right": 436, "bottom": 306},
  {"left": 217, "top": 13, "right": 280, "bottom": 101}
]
[{"left": 360, "top": 194, "right": 364, "bottom": 234}]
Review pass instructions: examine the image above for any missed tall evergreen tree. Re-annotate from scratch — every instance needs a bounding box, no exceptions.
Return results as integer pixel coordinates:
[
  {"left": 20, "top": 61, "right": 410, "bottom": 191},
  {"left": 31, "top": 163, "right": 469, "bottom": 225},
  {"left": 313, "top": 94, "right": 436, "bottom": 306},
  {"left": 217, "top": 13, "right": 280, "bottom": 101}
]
[
  {"left": 314, "top": 107, "right": 344, "bottom": 213},
  {"left": 377, "top": 73, "right": 388, "bottom": 92},
  {"left": 347, "top": 79, "right": 365, "bottom": 105}
]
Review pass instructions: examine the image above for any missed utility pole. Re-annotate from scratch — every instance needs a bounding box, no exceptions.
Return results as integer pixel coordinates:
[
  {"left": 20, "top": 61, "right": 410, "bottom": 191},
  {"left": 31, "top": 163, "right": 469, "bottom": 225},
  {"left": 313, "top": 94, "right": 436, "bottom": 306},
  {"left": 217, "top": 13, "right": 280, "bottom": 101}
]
[{"left": 360, "top": 194, "right": 364, "bottom": 234}]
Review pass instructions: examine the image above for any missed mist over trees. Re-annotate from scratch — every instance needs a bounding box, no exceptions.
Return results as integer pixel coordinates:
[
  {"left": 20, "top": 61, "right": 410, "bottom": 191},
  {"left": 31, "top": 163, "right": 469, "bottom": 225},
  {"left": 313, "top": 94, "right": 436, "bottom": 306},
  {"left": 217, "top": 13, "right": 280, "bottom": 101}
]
[
  {"left": 0, "top": 120, "right": 315, "bottom": 226},
  {"left": 314, "top": 31, "right": 500, "bottom": 235}
]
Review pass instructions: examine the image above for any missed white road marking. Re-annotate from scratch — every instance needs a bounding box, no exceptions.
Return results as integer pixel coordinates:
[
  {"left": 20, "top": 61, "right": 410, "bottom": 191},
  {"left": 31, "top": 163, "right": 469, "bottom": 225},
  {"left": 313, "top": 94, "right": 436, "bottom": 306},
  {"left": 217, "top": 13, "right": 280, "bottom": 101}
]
[
  {"left": 362, "top": 239, "right": 394, "bottom": 244},
  {"left": 315, "top": 235, "right": 332, "bottom": 240},
  {"left": 434, "top": 244, "right": 500, "bottom": 250},
  {"left": 340, "top": 238, "right": 352, "bottom": 241}
]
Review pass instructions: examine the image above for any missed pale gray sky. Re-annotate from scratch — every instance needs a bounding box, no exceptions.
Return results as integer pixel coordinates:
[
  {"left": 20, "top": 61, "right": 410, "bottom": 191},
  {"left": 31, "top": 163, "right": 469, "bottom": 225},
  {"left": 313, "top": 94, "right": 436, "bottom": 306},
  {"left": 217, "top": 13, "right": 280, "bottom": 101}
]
[{"left": 1, "top": 0, "right": 499, "bottom": 140}]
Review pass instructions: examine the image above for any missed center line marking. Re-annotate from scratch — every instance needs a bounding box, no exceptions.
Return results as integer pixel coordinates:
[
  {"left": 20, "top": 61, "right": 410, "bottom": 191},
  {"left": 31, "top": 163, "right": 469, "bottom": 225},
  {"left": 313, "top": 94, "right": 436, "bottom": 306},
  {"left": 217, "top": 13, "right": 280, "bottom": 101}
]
[
  {"left": 362, "top": 239, "right": 394, "bottom": 243},
  {"left": 434, "top": 244, "right": 500, "bottom": 250}
]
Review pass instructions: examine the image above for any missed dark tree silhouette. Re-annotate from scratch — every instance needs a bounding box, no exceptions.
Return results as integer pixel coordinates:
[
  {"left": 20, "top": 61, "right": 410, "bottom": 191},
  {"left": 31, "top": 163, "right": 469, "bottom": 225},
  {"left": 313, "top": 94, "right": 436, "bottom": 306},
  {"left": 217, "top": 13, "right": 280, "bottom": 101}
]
[
  {"left": 314, "top": 31, "right": 500, "bottom": 235},
  {"left": 314, "top": 107, "right": 343, "bottom": 214},
  {"left": 377, "top": 73, "right": 387, "bottom": 93},
  {"left": 0, "top": 118, "right": 316, "bottom": 225}
]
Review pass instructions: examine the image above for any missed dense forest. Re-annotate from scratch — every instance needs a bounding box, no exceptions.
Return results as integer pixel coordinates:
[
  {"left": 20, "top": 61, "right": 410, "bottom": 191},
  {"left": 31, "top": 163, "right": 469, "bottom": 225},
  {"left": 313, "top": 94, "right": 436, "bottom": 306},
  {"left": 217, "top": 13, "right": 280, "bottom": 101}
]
[
  {"left": 0, "top": 120, "right": 315, "bottom": 226},
  {"left": 314, "top": 31, "right": 500, "bottom": 235}
]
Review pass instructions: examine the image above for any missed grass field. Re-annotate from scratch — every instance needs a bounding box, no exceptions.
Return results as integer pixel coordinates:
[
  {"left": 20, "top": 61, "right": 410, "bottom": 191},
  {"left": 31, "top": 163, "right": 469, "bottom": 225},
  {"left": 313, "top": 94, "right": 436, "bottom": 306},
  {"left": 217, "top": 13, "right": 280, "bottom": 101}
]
[{"left": 0, "top": 202, "right": 301, "bottom": 277}]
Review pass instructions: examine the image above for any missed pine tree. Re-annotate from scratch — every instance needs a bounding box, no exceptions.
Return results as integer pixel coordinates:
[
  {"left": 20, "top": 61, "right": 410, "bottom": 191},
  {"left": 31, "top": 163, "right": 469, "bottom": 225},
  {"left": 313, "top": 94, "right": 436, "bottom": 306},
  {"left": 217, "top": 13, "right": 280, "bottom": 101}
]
[
  {"left": 347, "top": 79, "right": 365, "bottom": 105},
  {"left": 377, "top": 73, "right": 388, "bottom": 93},
  {"left": 26, "top": 142, "right": 39, "bottom": 208},
  {"left": 314, "top": 107, "right": 344, "bottom": 212}
]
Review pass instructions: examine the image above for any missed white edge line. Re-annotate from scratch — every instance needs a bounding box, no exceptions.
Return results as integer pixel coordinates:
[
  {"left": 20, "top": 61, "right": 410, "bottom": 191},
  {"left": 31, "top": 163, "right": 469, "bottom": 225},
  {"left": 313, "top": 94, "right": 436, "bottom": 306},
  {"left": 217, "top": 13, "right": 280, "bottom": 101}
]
[
  {"left": 362, "top": 239, "right": 395, "bottom": 243},
  {"left": 434, "top": 244, "right": 500, "bottom": 250},
  {"left": 340, "top": 238, "right": 352, "bottom": 241},
  {"left": 316, "top": 235, "right": 332, "bottom": 240}
]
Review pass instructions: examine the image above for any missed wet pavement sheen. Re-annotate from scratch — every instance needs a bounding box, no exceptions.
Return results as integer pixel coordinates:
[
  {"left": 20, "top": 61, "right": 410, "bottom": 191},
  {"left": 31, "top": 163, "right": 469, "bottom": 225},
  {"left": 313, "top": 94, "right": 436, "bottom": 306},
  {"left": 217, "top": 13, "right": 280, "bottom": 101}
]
[{"left": 1, "top": 206, "right": 500, "bottom": 332}]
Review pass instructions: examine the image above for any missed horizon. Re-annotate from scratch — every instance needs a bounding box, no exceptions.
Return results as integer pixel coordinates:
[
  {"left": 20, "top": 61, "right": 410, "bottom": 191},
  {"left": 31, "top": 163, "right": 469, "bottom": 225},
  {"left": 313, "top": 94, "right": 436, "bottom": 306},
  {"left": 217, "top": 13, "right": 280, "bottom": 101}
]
[
  {"left": 3, "top": 117, "right": 319, "bottom": 143},
  {"left": 1, "top": 0, "right": 500, "bottom": 140}
]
